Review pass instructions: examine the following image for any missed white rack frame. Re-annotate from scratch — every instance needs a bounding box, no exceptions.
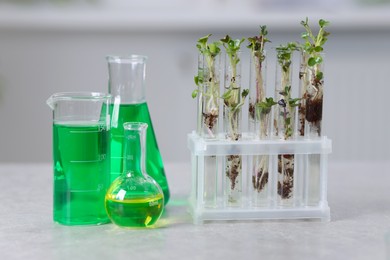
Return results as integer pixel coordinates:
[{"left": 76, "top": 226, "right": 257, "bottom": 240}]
[{"left": 188, "top": 131, "right": 332, "bottom": 224}]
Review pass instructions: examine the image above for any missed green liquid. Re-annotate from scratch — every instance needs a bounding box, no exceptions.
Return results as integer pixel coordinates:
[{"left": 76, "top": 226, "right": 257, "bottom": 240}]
[
  {"left": 53, "top": 122, "right": 110, "bottom": 225},
  {"left": 110, "top": 103, "right": 170, "bottom": 204},
  {"left": 105, "top": 194, "right": 164, "bottom": 227}
]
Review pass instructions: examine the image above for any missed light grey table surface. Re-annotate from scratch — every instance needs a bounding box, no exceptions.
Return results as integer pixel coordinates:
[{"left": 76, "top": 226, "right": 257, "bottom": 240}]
[{"left": 1, "top": 162, "right": 390, "bottom": 260}]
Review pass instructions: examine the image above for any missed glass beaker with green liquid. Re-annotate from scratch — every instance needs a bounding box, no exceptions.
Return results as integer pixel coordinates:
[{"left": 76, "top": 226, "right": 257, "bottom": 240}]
[
  {"left": 107, "top": 55, "right": 170, "bottom": 204},
  {"left": 47, "top": 92, "right": 111, "bottom": 225},
  {"left": 105, "top": 122, "right": 164, "bottom": 228}
]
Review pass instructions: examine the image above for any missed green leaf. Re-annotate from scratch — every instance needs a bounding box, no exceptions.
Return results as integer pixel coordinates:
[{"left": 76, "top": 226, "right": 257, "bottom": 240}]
[
  {"left": 242, "top": 89, "right": 249, "bottom": 98},
  {"left": 276, "top": 42, "right": 297, "bottom": 66},
  {"left": 198, "top": 34, "right": 211, "bottom": 44},
  {"left": 316, "top": 71, "right": 324, "bottom": 80},
  {"left": 285, "top": 117, "right": 291, "bottom": 125},
  {"left": 314, "top": 46, "right": 323, "bottom": 52},
  {"left": 315, "top": 56, "right": 323, "bottom": 64},
  {"left": 289, "top": 98, "right": 301, "bottom": 107},
  {"left": 234, "top": 39, "right": 242, "bottom": 48},
  {"left": 257, "top": 97, "right": 277, "bottom": 112},
  {"left": 194, "top": 76, "right": 199, "bottom": 86},
  {"left": 299, "top": 18, "right": 330, "bottom": 56},
  {"left": 284, "top": 85, "right": 291, "bottom": 96},
  {"left": 307, "top": 56, "right": 322, "bottom": 67},
  {"left": 247, "top": 37, "right": 256, "bottom": 44},
  {"left": 301, "top": 17, "right": 308, "bottom": 26},
  {"left": 288, "top": 42, "right": 298, "bottom": 50},
  {"left": 319, "top": 19, "right": 330, "bottom": 27},
  {"left": 266, "top": 97, "right": 277, "bottom": 105},
  {"left": 220, "top": 35, "right": 231, "bottom": 44},
  {"left": 320, "top": 37, "right": 328, "bottom": 46},
  {"left": 208, "top": 42, "right": 221, "bottom": 56},
  {"left": 221, "top": 35, "right": 244, "bottom": 53},
  {"left": 260, "top": 25, "right": 268, "bottom": 36},
  {"left": 222, "top": 89, "right": 233, "bottom": 100},
  {"left": 308, "top": 57, "right": 316, "bottom": 66},
  {"left": 259, "top": 107, "right": 270, "bottom": 115},
  {"left": 301, "top": 32, "right": 309, "bottom": 39},
  {"left": 192, "top": 89, "right": 198, "bottom": 98}
]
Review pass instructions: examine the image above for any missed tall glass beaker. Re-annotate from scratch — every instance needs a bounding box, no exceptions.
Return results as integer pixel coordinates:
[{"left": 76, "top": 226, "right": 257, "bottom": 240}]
[
  {"left": 107, "top": 55, "right": 170, "bottom": 204},
  {"left": 47, "top": 92, "right": 111, "bottom": 225}
]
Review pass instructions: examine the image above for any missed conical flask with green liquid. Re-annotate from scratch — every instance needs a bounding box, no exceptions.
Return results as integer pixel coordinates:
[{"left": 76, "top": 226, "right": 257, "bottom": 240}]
[{"left": 107, "top": 55, "right": 170, "bottom": 204}]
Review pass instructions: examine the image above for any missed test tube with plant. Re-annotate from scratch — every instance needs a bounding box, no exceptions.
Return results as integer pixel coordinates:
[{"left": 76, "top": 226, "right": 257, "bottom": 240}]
[
  {"left": 275, "top": 43, "right": 299, "bottom": 205},
  {"left": 299, "top": 18, "right": 330, "bottom": 138},
  {"left": 298, "top": 18, "right": 330, "bottom": 206},
  {"left": 298, "top": 48, "right": 309, "bottom": 137},
  {"left": 248, "top": 25, "right": 271, "bottom": 138},
  {"left": 247, "top": 26, "right": 276, "bottom": 205},
  {"left": 193, "top": 34, "right": 221, "bottom": 139},
  {"left": 193, "top": 34, "right": 222, "bottom": 207},
  {"left": 221, "top": 35, "right": 248, "bottom": 205}
]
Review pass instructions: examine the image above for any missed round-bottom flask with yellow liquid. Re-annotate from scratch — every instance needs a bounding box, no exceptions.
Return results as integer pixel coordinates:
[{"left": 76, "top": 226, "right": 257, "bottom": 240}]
[{"left": 105, "top": 122, "right": 164, "bottom": 228}]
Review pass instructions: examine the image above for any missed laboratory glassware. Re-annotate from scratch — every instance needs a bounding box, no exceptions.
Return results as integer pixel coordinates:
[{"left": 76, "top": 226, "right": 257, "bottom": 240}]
[
  {"left": 47, "top": 92, "right": 111, "bottom": 225},
  {"left": 105, "top": 122, "right": 164, "bottom": 228},
  {"left": 107, "top": 55, "right": 170, "bottom": 204}
]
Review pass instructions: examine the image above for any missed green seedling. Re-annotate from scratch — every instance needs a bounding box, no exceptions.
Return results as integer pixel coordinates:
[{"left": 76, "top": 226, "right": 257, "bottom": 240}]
[
  {"left": 275, "top": 43, "right": 298, "bottom": 200},
  {"left": 298, "top": 18, "right": 330, "bottom": 136},
  {"left": 193, "top": 34, "right": 222, "bottom": 136},
  {"left": 220, "top": 35, "right": 248, "bottom": 141},
  {"left": 247, "top": 25, "right": 271, "bottom": 122},
  {"left": 220, "top": 35, "right": 247, "bottom": 196}
]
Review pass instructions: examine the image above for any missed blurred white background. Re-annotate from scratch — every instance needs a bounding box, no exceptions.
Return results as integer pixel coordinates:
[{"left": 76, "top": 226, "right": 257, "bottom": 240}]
[{"left": 0, "top": 0, "right": 389, "bottom": 163}]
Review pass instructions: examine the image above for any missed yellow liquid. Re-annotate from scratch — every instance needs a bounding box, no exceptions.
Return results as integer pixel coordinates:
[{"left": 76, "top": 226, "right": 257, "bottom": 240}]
[{"left": 105, "top": 194, "right": 164, "bottom": 227}]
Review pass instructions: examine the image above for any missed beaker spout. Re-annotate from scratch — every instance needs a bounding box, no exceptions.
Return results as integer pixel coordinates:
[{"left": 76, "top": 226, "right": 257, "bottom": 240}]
[{"left": 46, "top": 95, "right": 56, "bottom": 110}]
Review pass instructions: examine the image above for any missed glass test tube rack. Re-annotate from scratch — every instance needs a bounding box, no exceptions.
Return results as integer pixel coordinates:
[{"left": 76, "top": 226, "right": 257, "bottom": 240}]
[{"left": 187, "top": 132, "right": 332, "bottom": 224}]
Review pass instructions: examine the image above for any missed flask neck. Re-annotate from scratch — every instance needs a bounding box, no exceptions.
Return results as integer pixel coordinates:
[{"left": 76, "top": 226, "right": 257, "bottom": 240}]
[
  {"left": 107, "top": 55, "right": 147, "bottom": 104},
  {"left": 123, "top": 122, "right": 148, "bottom": 177}
]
